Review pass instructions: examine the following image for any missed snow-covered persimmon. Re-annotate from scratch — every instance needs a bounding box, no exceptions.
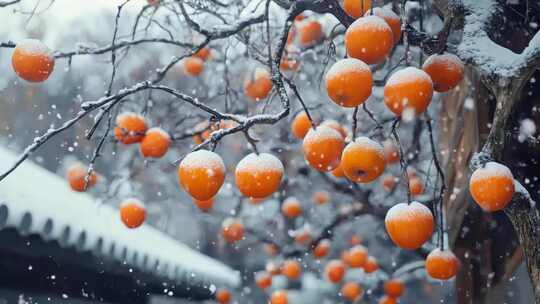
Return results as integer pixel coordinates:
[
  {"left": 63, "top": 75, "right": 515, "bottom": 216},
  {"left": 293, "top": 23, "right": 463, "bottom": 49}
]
[
  {"left": 343, "top": 0, "right": 372, "bottom": 19},
  {"left": 255, "top": 271, "right": 272, "bottom": 289},
  {"left": 325, "top": 260, "right": 346, "bottom": 283},
  {"left": 381, "top": 174, "right": 397, "bottom": 192},
  {"left": 364, "top": 7, "right": 401, "bottom": 44},
  {"left": 291, "top": 111, "right": 312, "bottom": 139},
  {"left": 235, "top": 153, "right": 284, "bottom": 199},
  {"left": 120, "top": 199, "right": 146, "bottom": 229},
  {"left": 216, "top": 289, "right": 231, "bottom": 304},
  {"left": 312, "top": 190, "right": 330, "bottom": 205},
  {"left": 302, "top": 126, "right": 345, "bottom": 171},
  {"left": 66, "top": 163, "right": 97, "bottom": 192},
  {"left": 294, "top": 229, "right": 312, "bottom": 246},
  {"left": 332, "top": 164, "right": 346, "bottom": 178},
  {"left": 12, "top": 39, "right": 55, "bottom": 82},
  {"left": 270, "top": 290, "right": 288, "bottom": 304},
  {"left": 384, "top": 67, "right": 434, "bottom": 116},
  {"left": 221, "top": 218, "right": 244, "bottom": 243},
  {"left": 266, "top": 261, "right": 282, "bottom": 276},
  {"left": 320, "top": 120, "right": 348, "bottom": 139},
  {"left": 345, "top": 16, "right": 394, "bottom": 64},
  {"left": 384, "top": 279, "right": 405, "bottom": 298},
  {"left": 183, "top": 56, "right": 204, "bottom": 76},
  {"left": 281, "top": 259, "right": 302, "bottom": 280},
  {"left": 114, "top": 112, "right": 147, "bottom": 144},
  {"left": 341, "top": 137, "right": 386, "bottom": 183},
  {"left": 313, "top": 239, "right": 331, "bottom": 259},
  {"left": 325, "top": 58, "right": 373, "bottom": 108},
  {"left": 383, "top": 140, "right": 400, "bottom": 164},
  {"left": 422, "top": 53, "right": 465, "bottom": 92},
  {"left": 363, "top": 256, "right": 379, "bottom": 273},
  {"left": 140, "top": 127, "right": 171, "bottom": 158},
  {"left": 425, "top": 248, "right": 460, "bottom": 280},
  {"left": 298, "top": 20, "right": 323, "bottom": 47},
  {"left": 282, "top": 197, "right": 303, "bottom": 218},
  {"left": 409, "top": 177, "right": 425, "bottom": 196},
  {"left": 350, "top": 234, "right": 362, "bottom": 246},
  {"left": 178, "top": 150, "right": 226, "bottom": 201},
  {"left": 379, "top": 295, "right": 397, "bottom": 304},
  {"left": 341, "top": 281, "right": 363, "bottom": 301},
  {"left": 194, "top": 47, "right": 211, "bottom": 61},
  {"left": 469, "top": 161, "right": 515, "bottom": 212},
  {"left": 193, "top": 198, "right": 214, "bottom": 212},
  {"left": 264, "top": 243, "right": 279, "bottom": 256},
  {"left": 244, "top": 68, "right": 273, "bottom": 101},
  {"left": 385, "top": 202, "right": 434, "bottom": 249},
  {"left": 346, "top": 245, "right": 368, "bottom": 268}
]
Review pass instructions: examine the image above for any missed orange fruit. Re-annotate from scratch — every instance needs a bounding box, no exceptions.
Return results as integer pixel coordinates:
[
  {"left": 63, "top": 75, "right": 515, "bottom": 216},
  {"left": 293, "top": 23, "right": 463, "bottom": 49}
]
[
  {"left": 383, "top": 140, "right": 400, "bottom": 164},
  {"left": 266, "top": 261, "right": 282, "bottom": 276},
  {"left": 66, "top": 163, "right": 97, "bottom": 192},
  {"left": 216, "top": 289, "right": 231, "bottom": 304},
  {"left": 347, "top": 245, "right": 368, "bottom": 268},
  {"left": 332, "top": 164, "right": 346, "bottom": 178},
  {"left": 469, "top": 161, "right": 515, "bottom": 212},
  {"left": 280, "top": 45, "right": 300, "bottom": 71},
  {"left": 114, "top": 112, "right": 147, "bottom": 144},
  {"left": 183, "top": 56, "right": 204, "bottom": 76},
  {"left": 409, "top": 177, "right": 424, "bottom": 196},
  {"left": 363, "top": 256, "right": 379, "bottom": 273},
  {"left": 425, "top": 248, "right": 460, "bottom": 280},
  {"left": 221, "top": 218, "right": 244, "bottom": 243},
  {"left": 321, "top": 120, "right": 348, "bottom": 139},
  {"left": 384, "top": 279, "right": 405, "bottom": 298},
  {"left": 281, "top": 259, "right": 302, "bottom": 280},
  {"left": 365, "top": 7, "right": 401, "bottom": 43},
  {"left": 325, "top": 58, "right": 372, "bottom": 107},
  {"left": 120, "top": 199, "right": 146, "bottom": 229},
  {"left": 298, "top": 20, "right": 323, "bottom": 47},
  {"left": 384, "top": 67, "right": 434, "bottom": 116},
  {"left": 385, "top": 201, "right": 434, "bottom": 249},
  {"left": 350, "top": 234, "right": 362, "bottom": 246},
  {"left": 244, "top": 68, "right": 273, "bottom": 101},
  {"left": 343, "top": 0, "right": 372, "bottom": 19},
  {"left": 194, "top": 198, "right": 214, "bottom": 212},
  {"left": 194, "top": 47, "right": 211, "bottom": 61},
  {"left": 302, "top": 126, "right": 345, "bottom": 171},
  {"left": 178, "top": 150, "right": 226, "bottom": 200},
  {"left": 235, "top": 153, "right": 284, "bottom": 199},
  {"left": 312, "top": 190, "right": 330, "bottom": 205},
  {"left": 291, "top": 111, "right": 312, "bottom": 139},
  {"left": 325, "top": 260, "right": 346, "bottom": 283},
  {"left": 422, "top": 53, "right": 464, "bottom": 92},
  {"left": 264, "top": 243, "right": 279, "bottom": 256},
  {"left": 270, "top": 290, "right": 288, "bottom": 304},
  {"left": 255, "top": 271, "right": 273, "bottom": 289},
  {"left": 282, "top": 197, "right": 303, "bottom": 218},
  {"left": 345, "top": 15, "right": 393, "bottom": 64},
  {"left": 341, "top": 281, "right": 362, "bottom": 301},
  {"left": 379, "top": 296, "right": 397, "bottom": 304},
  {"left": 341, "top": 137, "right": 386, "bottom": 183},
  {"left": 192, "top": 121, "right": 212, "bottom": 144},
  {"left": 147, "top": 0, "right": 160, "bottom": 5},
  {"left": 12, "top": 39, "right": 55, "bottom": 82},
  {"left": 381, "top": 174, "right": 397, "bottom": 192},
  {"left": 140, "top": 127, "right": 171, "bottom": 158},
  {"left": 294, "top": 229, "right": 312, "bottom": 246},
  {"left": 313, "top": 239, "right": 331, "bottom": 259}
]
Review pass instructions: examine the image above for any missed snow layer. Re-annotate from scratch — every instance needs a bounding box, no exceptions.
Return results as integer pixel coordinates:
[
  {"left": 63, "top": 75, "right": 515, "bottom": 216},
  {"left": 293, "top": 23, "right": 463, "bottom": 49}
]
[
  {"left": 235, "top": 152, "right": 284, "bottom": 174},
  {"left": 0, "top": 147, "right": 240, "bottom": 287}
]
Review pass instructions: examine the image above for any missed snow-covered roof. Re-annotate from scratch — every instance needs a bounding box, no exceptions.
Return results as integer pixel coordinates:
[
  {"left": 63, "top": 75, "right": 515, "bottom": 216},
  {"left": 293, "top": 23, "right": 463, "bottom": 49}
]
[{"left": 0, "top": 147, "right": 240, "bottom": 289}]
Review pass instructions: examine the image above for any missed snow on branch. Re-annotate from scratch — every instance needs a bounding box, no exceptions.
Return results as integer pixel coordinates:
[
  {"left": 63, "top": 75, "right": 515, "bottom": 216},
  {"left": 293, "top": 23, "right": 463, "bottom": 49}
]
[{"left": 456, "top": 0, "right": 540, "bottom": 80}]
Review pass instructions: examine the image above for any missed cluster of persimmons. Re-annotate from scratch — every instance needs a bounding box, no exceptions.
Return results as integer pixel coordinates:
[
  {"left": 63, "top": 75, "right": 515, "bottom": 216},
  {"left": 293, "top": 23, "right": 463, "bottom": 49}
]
[{"left": 7, "top": 0, "right": 519, "bottom": 303}]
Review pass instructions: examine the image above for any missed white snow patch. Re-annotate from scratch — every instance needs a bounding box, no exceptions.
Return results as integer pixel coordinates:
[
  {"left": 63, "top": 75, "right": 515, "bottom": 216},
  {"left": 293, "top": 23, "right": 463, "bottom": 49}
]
[{"left": 235, "top": 152, "right": 284, "bottom": 174}]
